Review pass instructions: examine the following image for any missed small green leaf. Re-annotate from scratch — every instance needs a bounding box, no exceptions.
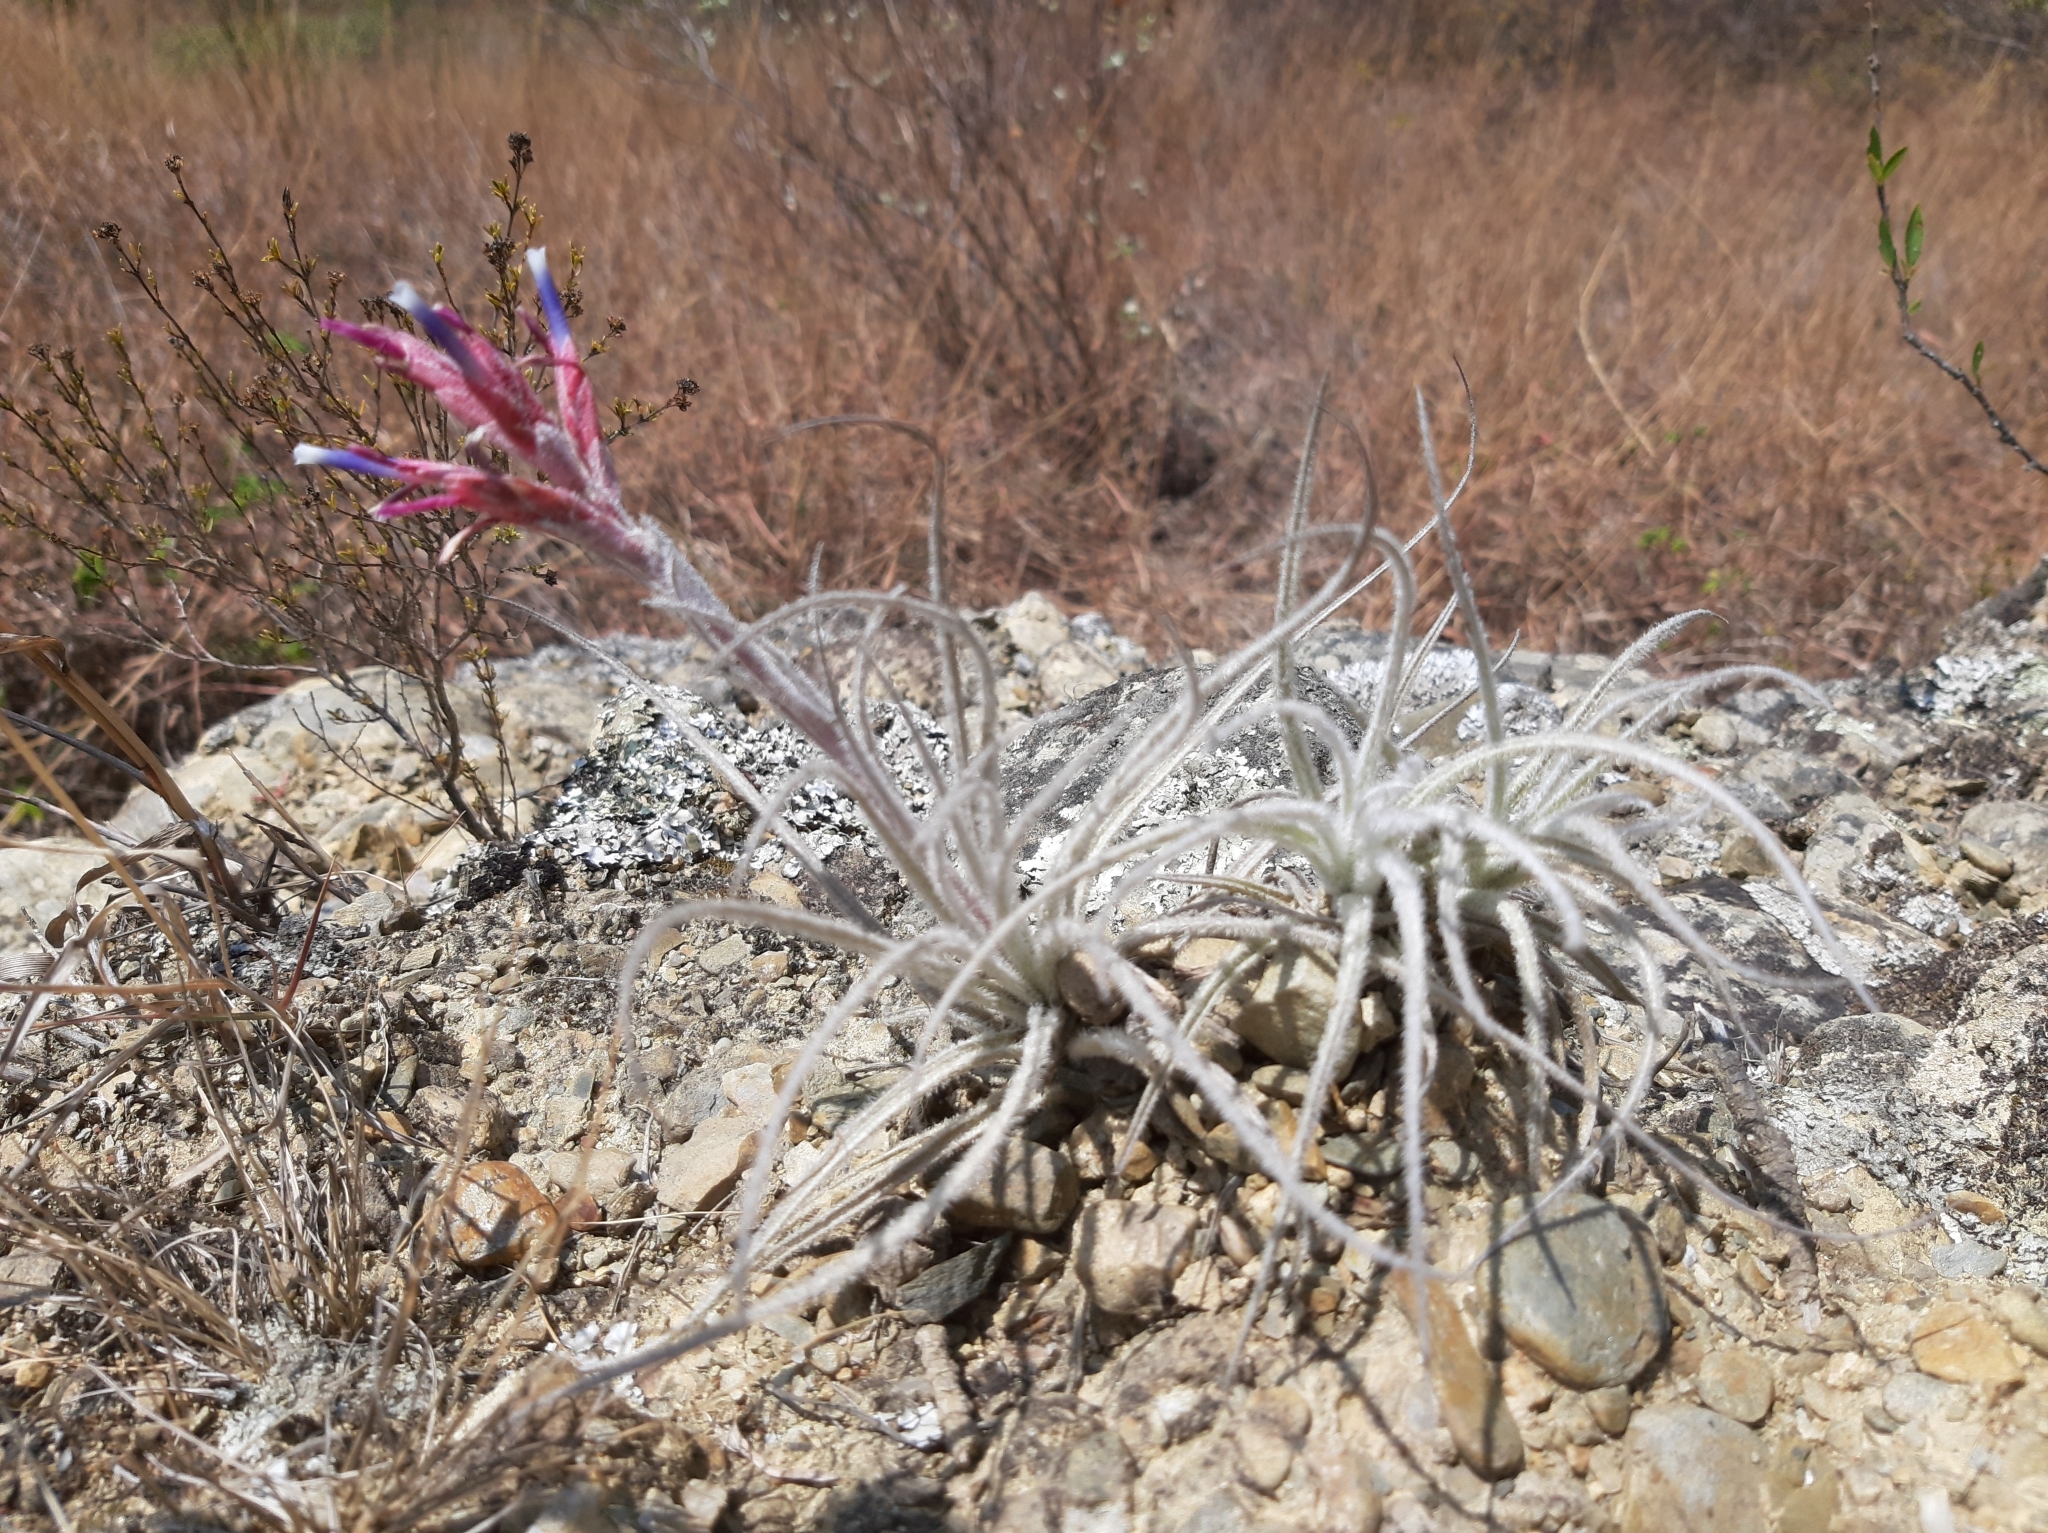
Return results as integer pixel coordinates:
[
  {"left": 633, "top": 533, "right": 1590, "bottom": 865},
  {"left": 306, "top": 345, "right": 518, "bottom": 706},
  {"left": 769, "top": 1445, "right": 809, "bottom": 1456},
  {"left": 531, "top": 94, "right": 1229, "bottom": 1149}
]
[
  {"left": 71, "top": 551, "right": 109, "bottom": 606},
  {"left": 1909, "top": 299, "right": 1923, "bottom": 315},
  {"left": 1905, "top": 205, "right": 1924, "bottom": 270},
  {"left": 1882, "top": 145, "right": 1908, "bottom": 182},
  {"left": 1878, "top": 214, "right": 1898, "bottom": 271},
  {"left": 1867, "top": 125, "right": 1884, "bottom": 173},
  {"left": 1972, "top": 341, "right": 1986, "bottom": 381}
]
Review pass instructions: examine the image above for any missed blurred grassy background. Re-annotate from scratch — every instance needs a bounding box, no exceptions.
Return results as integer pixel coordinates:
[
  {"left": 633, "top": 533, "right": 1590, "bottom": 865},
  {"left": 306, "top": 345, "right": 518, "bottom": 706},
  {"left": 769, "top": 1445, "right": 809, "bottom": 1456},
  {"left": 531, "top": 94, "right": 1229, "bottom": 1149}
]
[{"left": 5, "top": 0, "right": 2048, "bottom": 772}]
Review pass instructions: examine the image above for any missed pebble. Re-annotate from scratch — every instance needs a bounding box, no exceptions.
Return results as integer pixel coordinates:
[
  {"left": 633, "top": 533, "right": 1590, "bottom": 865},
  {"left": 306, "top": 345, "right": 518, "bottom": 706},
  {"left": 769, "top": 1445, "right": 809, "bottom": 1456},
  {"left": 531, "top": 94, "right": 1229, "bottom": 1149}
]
[
  {"left": 1943, "top": 1190, "right": 2007, "bottom": 1225},
  {"left": 442, "top": 1161, "right": 554, "bottom": 1268},
  {"left": 1208, "top": 943, "right": 1391, "bottom": 1075},
  {"left": 654, "top": 1117, "right": 761, "bottom": 1213},
  {"left": 1689, "top": 711, "right": 1740, "bottom": 754},
  {"left": 1880, "top": 1369, "right": 1957, "bottom": 1423},
  {"left": 1958, "top": 839, "right": 2014, "bottom": 881},
  {"left": 1245, "top": 1385, "right": 1312, "bottom": 1441},
  {"left": 1619, "top": 1404, "right": 1767, "bottom": 1533},
  {"left": 1480, "top": 1194, "right": 1668, "bottom": 1389},
  {"left": 1320, "top": 1133, "right": 1400, "bottom": 1180},
  {"left": 1717, "top": 833, "right": 1775, "bottom": 879},
  {"left": 407, "top": 1085, "right": 514, "bottom": 1157},
  {"left": 1066, "top": 1107, "right": 1158, "bottom": 1184},
  {"left": 1695, "top": 1350, "right": 1775, "bottom": 1425},
  {"left": 1930, "top": 1238, "right": 2006, "bottom": 1280},
  {"left": 527, "top": 1483, "right": 609, "bottom": 1533},
  {"left": 1910, "top": 1302, "right": 2023, "bottom": 1387},
  {"left": 1405, "top": 1274, "right": 1524, "bottom": 1481},
  {"left": 895, "top": 1237, "right": 1011, "bottom": 1324},
  {"left": 1234, "top": 1420, "right": 1295, "bottom": 1494},
  {"left": 1062, "top": 1429, "right": 1136, "bottom": 1508},
  {"left": 0, "top": 1253, "right": 63, "bottom": 1302},
  {"left": 546, "top": 1146, "right": 636, "bottom": 1200},
  {"left": 1073, "top": 1200, "right": 1200, "bottom": 1316},
  {"left": 1990, "top": 1287, "right": 2048, "bottom": 1357},
  {"left": 947, "top": 1139, "right": 1079, "bottom": 1234},
  {"left": 1304, "top": 1437, "right": 1383, "bottom": 1533},
  {"left": 1586, "top": 1386, "right": 1632, "bottom": 1437}
]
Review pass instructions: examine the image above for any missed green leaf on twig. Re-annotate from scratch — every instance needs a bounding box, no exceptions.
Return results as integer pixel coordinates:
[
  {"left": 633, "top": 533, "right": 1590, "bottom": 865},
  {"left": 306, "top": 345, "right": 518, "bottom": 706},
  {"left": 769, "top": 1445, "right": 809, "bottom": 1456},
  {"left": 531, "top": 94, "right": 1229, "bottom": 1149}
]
[
  {"left": 1905, "top": 205, "right": 1924, "bottom": 271},
  {"left": 1973, "top": 341, "right": 1986, "bottom": 382},
  {"left": 1878, "top": 215, "right": 1898, "bottom": 272},
  {"left": 1882, "top": 146, "right": 1908, "bottom": 182},
  {"left": 71, "top": 550, "right": 109, "bottom": 606},
  {"left": 1867, "top": 126, "right": 1884, "bottom": 181}
]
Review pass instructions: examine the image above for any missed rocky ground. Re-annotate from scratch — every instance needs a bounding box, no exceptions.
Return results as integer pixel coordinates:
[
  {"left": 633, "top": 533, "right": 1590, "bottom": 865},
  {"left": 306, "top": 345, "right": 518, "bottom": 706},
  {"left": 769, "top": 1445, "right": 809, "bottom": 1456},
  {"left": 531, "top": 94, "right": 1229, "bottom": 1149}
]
[{"left": 3, "top": 576, "right": 2048, "bottom": 1533}]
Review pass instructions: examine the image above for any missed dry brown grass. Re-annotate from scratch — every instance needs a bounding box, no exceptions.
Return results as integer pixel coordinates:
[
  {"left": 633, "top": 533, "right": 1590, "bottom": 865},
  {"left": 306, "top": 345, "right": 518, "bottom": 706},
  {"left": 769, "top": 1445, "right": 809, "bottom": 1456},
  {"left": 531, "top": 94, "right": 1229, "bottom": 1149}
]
[{"left": 5, "top": 0, "right": 2048, "bottom": 769}]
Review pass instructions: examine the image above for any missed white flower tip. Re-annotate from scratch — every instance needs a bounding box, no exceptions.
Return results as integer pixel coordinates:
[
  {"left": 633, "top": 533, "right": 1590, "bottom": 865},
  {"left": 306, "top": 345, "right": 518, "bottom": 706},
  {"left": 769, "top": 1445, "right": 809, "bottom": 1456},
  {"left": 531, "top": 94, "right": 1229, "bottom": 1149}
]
[
  {"left": 291, "top": 444, "right": 322, "bottom": 465},
  {"left": 526, "top": 247, "right": 551, "bottom": 281},
  {"left": 388, "top": 280, "right": 428, "bottom": 315}
]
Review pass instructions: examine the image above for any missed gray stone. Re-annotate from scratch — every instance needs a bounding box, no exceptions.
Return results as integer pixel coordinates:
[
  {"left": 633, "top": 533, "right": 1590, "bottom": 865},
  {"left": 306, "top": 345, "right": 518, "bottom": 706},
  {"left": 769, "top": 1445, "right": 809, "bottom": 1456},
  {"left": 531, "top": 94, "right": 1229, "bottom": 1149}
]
[
  {"left": 1689, "top": 710, "right": 1740, "bottom": 755},
  {"left": 659, "top": 1066, "right": 729, "bottom": 1140},
  {"left": 1880, "top": 1369, "right": 1957, "bottom": 1423},
  {"left": 545, "top": 1146, "right": 636, "bottom": 1200},
  {"left": 1959, "top": 838, "right": 2015, "bottom": 881},
  {"left": 1992, "top": 1287, "right": 2048, "bottom": 1357},
  {"left": 654, "top": 1117, "right": 760, "bottom": 1212},
  {"left": 528, "top": 1483, "right": 609, "bottom": 1533},
  {"left": 1479, "top": 1194, "right": 1668, "bottom": 1389},
  {"left": 1620, "top": 1404, "right": 1768, "bottom": 1533},
  {"left": 1321, "top": 1134, "right": 1401, "bottom": 1180},
  {"left": 1205, "top": 943, "right": 1390, "bottom": 1076},
  {"left": 1725, "top": 749, "right": 1856, "bottom": 823},
  {"left": 1958, "top": 800, "right": 2048, "bottom": 889},
  {"left": 948, "top": 1140, "right": 1079, "bottom": 1234},
  {"left": 1695, "top": 1349, "right": 1774, "bottom": 1425},
  {"left": 0, "top": 1252, "right": 64, "bottom": 1303},
  {"left": 1062, "top": 1428, "right": 1135, "bottom": 1507},
  {"left": 1074, "top": 1200, "right": 1201, "bottom": 1316},
  {"left": 1931, "top": 1238, "right": 2007, "bottom": 1280},
  {"left": 895, "top": 1237, "right": 1011, "bottom": 1324},
  {"left": 697, "top": 933, "right": 752, "bottom": 974}
]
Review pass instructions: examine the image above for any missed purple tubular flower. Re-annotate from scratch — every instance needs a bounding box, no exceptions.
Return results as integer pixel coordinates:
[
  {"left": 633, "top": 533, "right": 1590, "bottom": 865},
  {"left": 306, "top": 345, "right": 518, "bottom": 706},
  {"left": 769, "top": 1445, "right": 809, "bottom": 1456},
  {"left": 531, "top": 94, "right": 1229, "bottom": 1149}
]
[
  {"left": 303, "top": 247, "right": 677, "bottom": 582},
  {"left": 292, "top": 443, "right": 399, "bottom": 479}
]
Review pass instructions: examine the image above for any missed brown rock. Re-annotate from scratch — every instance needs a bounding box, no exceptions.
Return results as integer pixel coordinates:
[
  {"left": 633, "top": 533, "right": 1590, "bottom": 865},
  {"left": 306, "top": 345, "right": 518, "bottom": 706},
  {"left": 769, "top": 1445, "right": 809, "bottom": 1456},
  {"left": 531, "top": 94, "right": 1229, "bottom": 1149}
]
[
  {"left": 655, "top": 1116, "right": 762, "bottom": 1213},
  {"left": 1991, "top": 1287, "right": 2048, "bottom": 1358},
  {"left": 1403, "top": 1274, "right": 1524, "bottom": 1482},
  {"left": 1073, "top": 1200, "right": 1200, "bottom": 1317},
  {"left": 1911, "top": 1302, "right": 2024, "bottom": 1387},
  {"left": 442, "top": 1161, "right": 554, "bottom": 1268},
  {"left": 1620, "top": 1404, "right": 1768, "bottom": 1533},
  {"left": 1235, "top": 1419, "right": 1295, "bottom": 1494},
  {"left": 407, "top": 1085, "right": 514, "bottom": 1157},
  {"left": 1206, "top": 942, "right": 1393, "bottom": 1075},
  {"left": 1944, "top": 1190, "right": 2007, "bottom": 1225},
  {"left": 948, "top": 1139, "right": 1079, "bottom": 1234},
  {"left": 1695, "top": 1350, "right": 1774, "bottom": 1425}
]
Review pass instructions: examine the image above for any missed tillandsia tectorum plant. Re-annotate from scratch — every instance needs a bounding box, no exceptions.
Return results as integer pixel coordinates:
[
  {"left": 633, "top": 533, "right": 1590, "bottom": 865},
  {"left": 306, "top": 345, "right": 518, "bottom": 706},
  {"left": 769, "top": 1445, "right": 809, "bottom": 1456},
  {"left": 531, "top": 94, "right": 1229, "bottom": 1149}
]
[{"left": 311, "top": 254, "right": 1874, "bottom": 1394}]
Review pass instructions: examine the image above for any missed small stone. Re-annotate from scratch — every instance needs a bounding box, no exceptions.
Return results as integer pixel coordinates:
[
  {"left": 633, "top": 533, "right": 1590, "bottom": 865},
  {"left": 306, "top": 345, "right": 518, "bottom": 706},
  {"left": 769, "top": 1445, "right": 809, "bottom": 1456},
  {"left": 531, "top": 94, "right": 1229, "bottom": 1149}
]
[
  {"left": 1717, "top": 833, "right": 1775, "bottom": 879},
  {"left": 948, "top": 1139, "right": 1078, "bottom": 1234},
  {"left": 718, "top": 1061, "right": 783, "bottom": 1124},
  {"left": 1404, "top": 1274, "right": 1524, "bottom": 1481},
  {"left": 1931, "top": 1238, "right": 2006, "bottom": 1280},
  {"left": 895, "top": 1237, "right": 1010, "bottom": 1324},
  {"left": 1619, "top": 1404, "right": 1768, "bottom": 1533},
  {"left": 407, "top": 1085, "right": 515, "bottom": 1157},
  {"left": 746, "top": 948, "right": 788, "bottom": 980},
  {"left": 1959, "top": 838, "right": 2015, "bottom": 882},
  {"left": 398, "top": 941, "right": 441, "bottom": 972},
  {"left": 546, "top": 1146, "right": 636, "bottom": 1200},
  {"left": 655, "top": 1117, "right": 761, "bottom": 1213},
  {"left": 1426, "top": 1139, "right": 1479, "bottom": 1185},
  {"left": 1235, "top": 1420, "right": 1295, "bottom": 1494},
  {"left": 1066, "top": 1107, "right": 1157, "bottom": 1183},
  {"left": 1648, "top": 1201, "right": 1688, "bottom": 1265},
  {"left": 1695, "top": 1350, "right": 1774, "bottom": 1425},
  {"left": 1321, "top": 1134, "right": 1401, "bottom": 1180},
  {"left": 0, "top": 1253, "right": 63, "bottom": 1303},
  {"left": 1245, "top": 1385, "right": 1312, "bottom": 1442},
  {"left": 1208, "top": 943, "right": 1392, "bottom": 1074},
  {"left": 1305, "top": 1436, "right": 1383, "bottom": 1533},
  {"left": 1056, "top": 949, "right": 1125, "bottom": 1025},
  {"left": 1013, "top": 1237, "right": 1065, "bottom": 1282},
  {"left": 1689, "top": 711, "right": 1740, "bottom": 755},
  {"left": 1655, "top": 854, "right": 1698, "bottom": 885},
  {"left": 442, "top": 1161, "right": 553, "bottom": 1268},
  {"left": 1909, "top": 1302, "right": 2023, "bottom": 1388},
  {"left": 697, "top": 933, "right": 752, "bottom": 974},
  {"left": 1990, "top": 1287, "right": 2048, "bottom": 1357},
  {"left": 1734, "top": 1249, "right": 1778, "bottom": 1299},
  {"left": 1171, "top": 1255, "right": 1232, "bottom": 1311},
  {"left": 1879, "top": 1369, "right": 1956, "bottom": 1423},
  {"left": 1806, "top": 1179, "right": 1852, "bottom": 1214},
  {"left": 1586, "top": 1386, "right": 1632, "bottom": 1437},
  {"left": 6, "top": 1359, "right": 51, "bottom": 1391},
  {"left": 1250, "top": 1064, "right": 1314, "bottom": 1105},
  {"left": 1073, "top": 1200, "right": 1200, "bottom": 1317},
  {"left": 1943, "top": 1190, "right": 2007, "bottom": 1225},
  {"left": 528, "top": 1483, "right": 608, "bottom": 1533},
  {"left": 1480, "top": 1194, "right": 1669, "bottom": 1389},
  {"left": 1063, "top": 1429, "right": 1135, "bottom": 1508}
]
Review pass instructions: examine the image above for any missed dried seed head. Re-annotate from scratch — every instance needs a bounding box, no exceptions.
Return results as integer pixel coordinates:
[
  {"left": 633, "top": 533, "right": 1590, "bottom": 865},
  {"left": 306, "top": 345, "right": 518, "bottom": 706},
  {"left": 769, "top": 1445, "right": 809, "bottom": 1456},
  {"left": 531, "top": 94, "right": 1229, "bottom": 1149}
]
[{"left": 93, "top": 222, "right": 120, "bottom": 242}]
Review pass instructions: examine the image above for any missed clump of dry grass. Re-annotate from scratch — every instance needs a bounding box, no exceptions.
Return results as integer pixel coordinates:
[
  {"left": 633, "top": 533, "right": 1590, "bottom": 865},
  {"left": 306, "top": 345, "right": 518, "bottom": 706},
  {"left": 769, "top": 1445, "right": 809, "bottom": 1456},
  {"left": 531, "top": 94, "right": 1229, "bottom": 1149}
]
[{"left": 5, "top": 0, "right": 2048, "bottom": 796}]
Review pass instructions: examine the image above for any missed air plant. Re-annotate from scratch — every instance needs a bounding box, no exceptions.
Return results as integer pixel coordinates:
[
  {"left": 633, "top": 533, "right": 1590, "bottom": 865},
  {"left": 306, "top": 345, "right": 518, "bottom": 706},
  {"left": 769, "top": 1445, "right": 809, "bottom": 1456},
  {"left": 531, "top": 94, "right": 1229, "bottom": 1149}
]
[{"left": 306, "top": 254, "right": 1870, "bottom": 1401}]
